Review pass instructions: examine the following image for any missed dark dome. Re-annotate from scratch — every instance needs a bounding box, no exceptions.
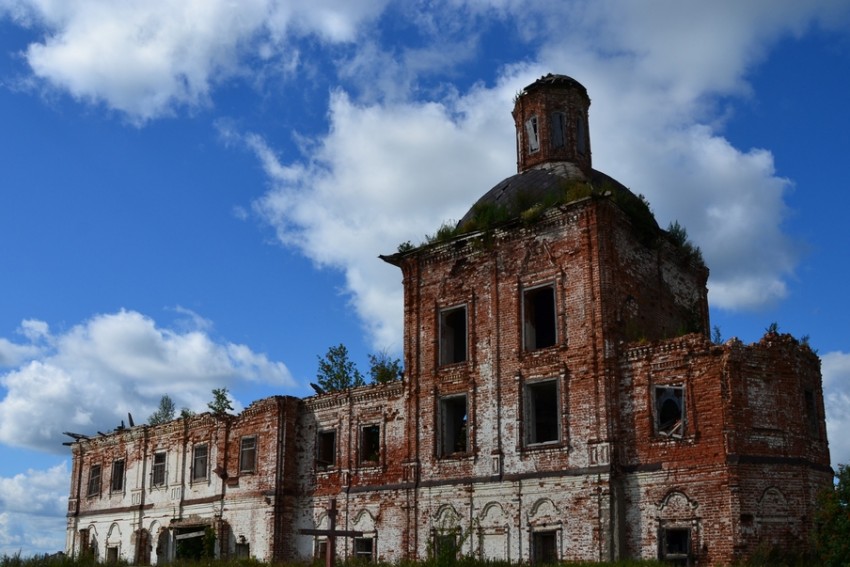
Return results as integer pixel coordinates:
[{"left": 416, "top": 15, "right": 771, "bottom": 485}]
[{"left": 457, "top": 162, "right": 650, "bottom": 229}]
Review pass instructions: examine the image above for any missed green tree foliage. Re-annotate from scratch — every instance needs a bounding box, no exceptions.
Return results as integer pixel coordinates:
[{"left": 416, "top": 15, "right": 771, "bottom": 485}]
[
  {"left": 316, "top": 343, "right": 365, "bottom": 392},
  {"left": 368, "top": 350, "right": 403, "bottom": 384},
  {"left": 207, "top": 387, "right": 233, "bottom": 415},
  {"left": 148, "top": 394, "right": 176, "bottom": 425},
  {"left": 815, "top": 464, "right": 850, "bottom": 566}
]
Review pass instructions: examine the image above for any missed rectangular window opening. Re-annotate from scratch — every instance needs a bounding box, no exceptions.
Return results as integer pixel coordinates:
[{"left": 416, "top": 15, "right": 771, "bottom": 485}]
[
  {"left": 804, "top": 389, "right": 819, "bottom": 438},
  {"left": 524, "top": 285, "right": 557, "bottom": 351},
  {"left": 192, "top": 444, "right": 208, "bottom": 481},
  {"left": 439, "top": 306, "right": 467, "bottom": 365},
  {"left": 240, "top": 436, "right": 257, "bottom": 473},
  {"left": 434, "top": 533, "right": 458, "bottom": 560},
  {"left": 440, "top": 395, "right": 468, "bottom": 456},
  {"left": 550, "top": 112, "right": 566, "bottom": 149},
  {"left": 111, "top": 459, "right": 125, "bottom": 493},
  {"left": 152, "top": 452, "right": 166, "bottom": 487},
  {"left": 526, "top": 380, "right": 560, "bottom": 445},
  {"left": 660, "top": 527, "right": 691, "bottom": 566},
  {"left": 354, "top": 538, "right": 374, "bottom": 562},
  {"left": 317, "top": 430, "right": 336, "bottom": 468},
  {"left": 87, "top": 464, "right": 101, "bottom": 497},
  {"left": 315, "top": 539, "right": 328, "bottom": 560},
  {"left": 532, "top": 531, "right": 558, "bottom": 565},
  {"left": 655, "top": 386, "right": 685, "bottom": 438},
  {"left": 360, "top": 425, "right": 380, "bottom": 465},
  {"left": 235, "top": 542, "right": 250, "bottom": 559}
]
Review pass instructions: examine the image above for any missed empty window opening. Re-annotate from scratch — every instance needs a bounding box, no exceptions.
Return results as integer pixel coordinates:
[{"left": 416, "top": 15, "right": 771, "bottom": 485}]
[
  {"left": 550, "top": 112, "right": 567, "bottom": 149},
  {"left": 192, "top": 444, "right": 208, "bottom": 481},
  {"left": 354, "top": 538, "right": 375, "bottom": 562},
  {"left": 439, "top": 306, "right": 467, "bottom": 365},
  {"left": 524, "top": 285, "right": 557, "bottom": 350},
  {"left": 532, "top": 531, "right": 558, "bottom": 565},
  {"left": 440, "top": 395, "right": 468, "bottom": 456},
  {"left": 656, "top": 387, "right": 685, "bottom": 438},
  {"left": 525, "top": 116, "right": 540, "bottom": 152},
  {"left": 152, "top": 452, "right": 166, "bottom": 486},
  {"left": 317, "top": 430, "right": 336, "bottom": 468},
  {"left": 360, "top": 425, "right": 380, "bottom": 464},
  {"left": 106, "top": 546, "right": 119, "bottom": 564},
  {"left": 111, "top": 459, "right": 125, "bottom": 493},
  {"left": 525, "top": 380, "right": 560, "bottom": 445},
  {"left": 315, "top": 539, "right": 328, "bottom": 560},
  {"left": 804, "top": 389, "right": 819, "bottom": 438},
  {"left": 235, "top": 538, "right": 250, "bottom": 559},
  {"left": 577, "top": 115, "right": 587, "bottom": 155},
  {"left": 434, "top": 533, "right": 458, "bottom": 560},
  {"left": 240, "top": 436, "right": 257, "bottom": 473},
  {"left": 87, "top": 464, "right": 101, "bottom": 497},
  {"left": 659, "top": 527, "right": 691, "bottom": 566}
]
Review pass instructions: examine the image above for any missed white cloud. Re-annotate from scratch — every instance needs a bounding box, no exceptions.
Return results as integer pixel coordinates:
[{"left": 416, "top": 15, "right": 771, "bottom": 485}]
[
  {"left": 2, "top": 0, "right": 388, "bottom": 122},
  {"left": 822, "top": 351, "right": 850, "bottom": 469},
  {"left": 0, "top": 462, "right": 68, "bottom": 556},
  {"left": 0, "top": 310, "right": 295, "bottom": 452}
]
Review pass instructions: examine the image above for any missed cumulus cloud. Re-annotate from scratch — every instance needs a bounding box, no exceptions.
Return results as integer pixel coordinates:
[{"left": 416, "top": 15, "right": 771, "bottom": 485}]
[
  {"left": 822, "top": 352, "right": 850, "bottom": 469},
  {"left": 0, "top": 310, "right": 294, "bottom": 453},
  {"left": 0, "top": 462, "right": 68, "bottom": 556},
  {"left": 2, "top": 0, "right": 388, "bottom": 122}
]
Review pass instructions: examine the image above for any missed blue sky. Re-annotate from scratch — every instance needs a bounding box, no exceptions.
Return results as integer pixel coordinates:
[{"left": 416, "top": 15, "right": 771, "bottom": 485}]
[{"left": 1, "top": 0, "right": 849, "bottom": 556}]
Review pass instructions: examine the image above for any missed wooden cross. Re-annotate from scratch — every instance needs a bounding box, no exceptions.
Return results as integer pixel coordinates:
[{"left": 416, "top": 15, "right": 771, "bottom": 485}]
[{"left": 300, "top": 498, "right": 364, "bottom": 567}]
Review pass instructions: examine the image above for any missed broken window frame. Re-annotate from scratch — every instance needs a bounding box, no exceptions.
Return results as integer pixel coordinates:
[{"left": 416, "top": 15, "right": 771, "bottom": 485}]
[
  {"left": 525, "top": 115, "right": 540, "bottom": 152},
  {"left": 550, "top": 111, "right": 567, "bottom": 149},
  {"left": 523, "top": 284, "right": 558, "bottom": 351},
  {"left": 111, "top": 459, "right": 125, "bottom": 493},
  {"left": 359, "top": 424, "right": 381, "bottom": 466},
  {"left": 87, "top": 463, "right": 102, "bottom": 497},
  {"left": 192, "top": 443, "right": 209, "bottom": 482},
  {"left": 353, "top": 537, "right": 375, "bottom": 562},
  {"left": 524, "top": 378, "right": 560, "bottom": 446},
  {"left": 316, "top": 429, "right": 337, "bottom": 469},
  {"left": 151, "top": 451, "right": 167, "bottom": 487},
  {"left": 240, "top": 436, "right": 257, "bottom": 473},
  {"left": 658, "top": 527, "right": 691, "bottom": 566},
  {"left": 531, "top": 530, "right": 559, "bottom": 565},
  {"left": 655, "top": 386, "right": 686, "bottom": 439},
  {"left": 439, "top": 305, "right": 468, "bottom": 366},
  {"left": 439, "top": 394, "right": 469, "bottom": 457}
]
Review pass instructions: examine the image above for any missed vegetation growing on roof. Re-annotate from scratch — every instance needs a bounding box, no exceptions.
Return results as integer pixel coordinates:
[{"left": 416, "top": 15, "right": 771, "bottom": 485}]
[{"left": 666, "top": 220, "right": 704, "bottom": 266}]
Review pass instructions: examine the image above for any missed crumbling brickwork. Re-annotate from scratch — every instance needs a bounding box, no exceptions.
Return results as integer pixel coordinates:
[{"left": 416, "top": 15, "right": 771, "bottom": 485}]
[{"left": 66, "top": 74, "right": 831, "bottom": 566}]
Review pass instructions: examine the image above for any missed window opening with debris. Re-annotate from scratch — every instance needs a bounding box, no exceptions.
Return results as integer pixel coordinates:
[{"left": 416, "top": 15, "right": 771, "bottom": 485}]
[
  {"left": 525, "top": 116, "right": 540, "bottom": 152},
  {"left": 524, "top": 285, "right": 557, "bottom": 351},
  {"left": 240, "top": 436, "right": 257, "bottom": 473},
  {"left": 440, "top": 394, "right": 468, "bottom": 456},
  {"left": 532, "top": 531, "right": 558, "bottom": 565},
  {"left": 525, "top": 379, "right": 559, "bottom": 445},
  {"left": 111, "top": 459, "right": 124, "bottom": 493},
  {"left": 192, "top": 444, "right": 208, "bottom": 481},
  {"left": 439, "top": 305, "right": 467, "bottom": 365},
  {"left": 655, "top": 386, "right": 685, "bottom": 438},
  {"left": 152, "top": 451, "right": 166, "bottom": 486},
  {"left": 354, "top": 537, "right": 375, "bottom": 562},
  {"left": 317, "top": 429, "right": 336, "bottom": 468},
  {"left": 87, "top": 464, "right": 101, "bottom": 497},
  {"left": 550, "top": 112, "right": 567, "bottom": 149},
  {"left": 659, "top": 527, "right": 691, "bottom": 566},
  {"left": 360, "top": 425, "right": 380, "bottom": 465}
]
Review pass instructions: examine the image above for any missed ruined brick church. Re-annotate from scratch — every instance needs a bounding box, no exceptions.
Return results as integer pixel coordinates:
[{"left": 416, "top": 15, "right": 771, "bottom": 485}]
[{"left": 66, "top": 74, "right": 832, "bottom": 566}]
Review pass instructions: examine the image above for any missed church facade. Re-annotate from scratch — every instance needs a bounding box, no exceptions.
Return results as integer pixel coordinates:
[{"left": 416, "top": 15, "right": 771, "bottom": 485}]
[{"left": 66, "top": 74, "right": 832, "bottom": 566}]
